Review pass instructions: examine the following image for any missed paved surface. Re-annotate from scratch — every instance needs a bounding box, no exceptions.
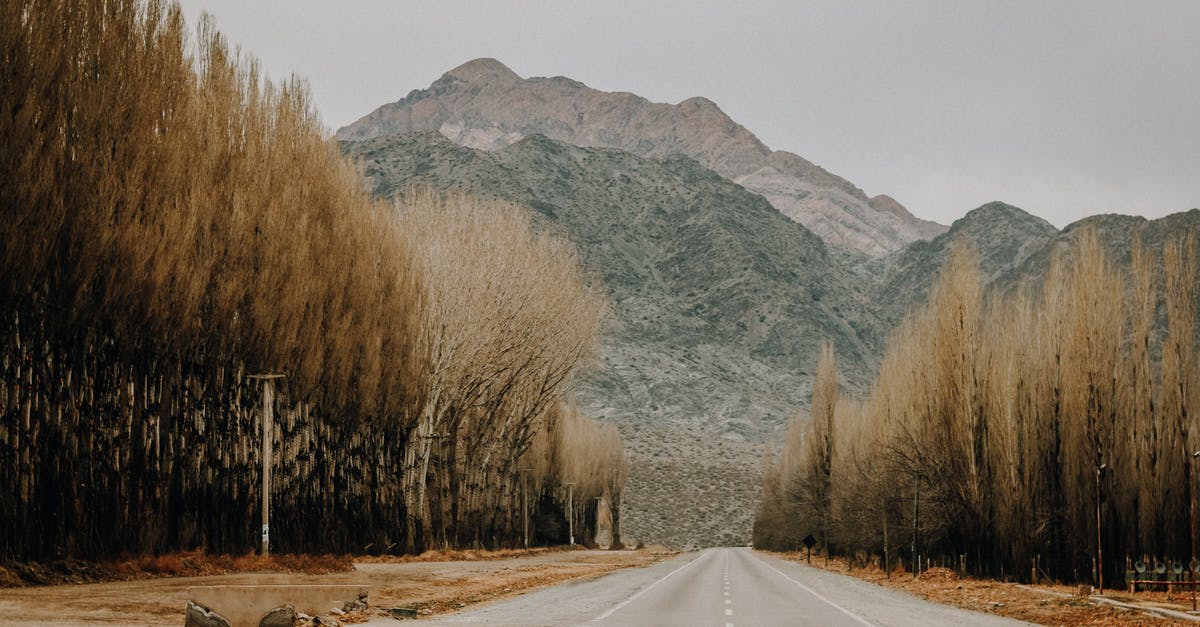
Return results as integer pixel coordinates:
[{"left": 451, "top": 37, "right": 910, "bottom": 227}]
[{"left": 403, "top": 547, "right": 1032, "bottom": 626}]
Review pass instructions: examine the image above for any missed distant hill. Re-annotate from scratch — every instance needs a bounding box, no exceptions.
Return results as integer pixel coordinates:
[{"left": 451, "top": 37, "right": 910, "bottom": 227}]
[
  {"left": 341, "top": 131, "right": 888, "bottom": 547},
  {"left": 336, "top": 58, "right": 946, "bottom": 256}
]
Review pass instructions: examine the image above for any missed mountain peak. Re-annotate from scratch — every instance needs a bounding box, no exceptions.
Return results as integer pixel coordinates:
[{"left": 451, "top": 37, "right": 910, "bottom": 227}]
[
  {"left": 678, "top": 96, "right": 725, "bottom": 115},
  {"left": 339, "top": 59, "right": 948, "bottom": 255},
  {"left": 961, "top": 201, "right": 1045, "bottom": 225},
  {"left": 868, "top": 194, "right": 911, "bottom": 219},
  {"left": 445, "top": 57, "right": 520, "bottom": 84}
]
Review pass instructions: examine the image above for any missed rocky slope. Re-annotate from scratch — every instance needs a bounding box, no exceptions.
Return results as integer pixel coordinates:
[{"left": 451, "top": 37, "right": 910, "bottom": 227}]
[
  {"left": 341, "top": 132, "right": 887, "bottom": 547},
  {"left": 1001, "top": 209, "right": 1200, "bottom": 289},
  {"left": 336, "top": 58, "right": 946, "bottom": 256},
  {"left": 871, "top": 201, "right": 1059, "bottom": 327}
]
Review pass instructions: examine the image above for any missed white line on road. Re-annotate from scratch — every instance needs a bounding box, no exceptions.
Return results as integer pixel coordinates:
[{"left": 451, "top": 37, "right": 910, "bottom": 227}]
[
  {"left": 592, "top": 551, "right": 707, "bottom": 621},
  {"left": 751, "top": 553, "right": 876, "bottom": 627},
  {"left": 725, "top": 608, "right": 733, "bottom": 616}
]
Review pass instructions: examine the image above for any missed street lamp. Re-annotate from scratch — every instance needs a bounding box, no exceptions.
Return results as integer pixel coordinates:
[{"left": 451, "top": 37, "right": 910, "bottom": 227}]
[{"left": 1096, "top": 462, "right": 1107, "bottom": 595}]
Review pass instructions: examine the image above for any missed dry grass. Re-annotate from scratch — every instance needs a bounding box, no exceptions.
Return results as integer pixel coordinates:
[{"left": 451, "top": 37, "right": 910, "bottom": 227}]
[
  {"left": 768, "top": 551, "right": 1190, "bottom": 626},
  {"left": 0, "top": 551, "right": 353, "bottom": 587},
  {"left": 0, "top": 548, "right": 672, "bottom": 625}
]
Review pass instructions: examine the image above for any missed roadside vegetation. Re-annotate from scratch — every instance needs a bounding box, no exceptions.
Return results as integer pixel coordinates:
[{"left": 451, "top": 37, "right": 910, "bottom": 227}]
[
  {"left": 0, "top": 0, "right": 624, "bottom": 562},
  {"left": 755, "top": 229, "right": 1200, "bottom": 587}
]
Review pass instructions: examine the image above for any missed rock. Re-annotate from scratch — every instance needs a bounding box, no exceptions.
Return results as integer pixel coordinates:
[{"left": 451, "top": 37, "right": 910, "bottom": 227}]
[
  {"left": 341, "top": 590, "right": 369, "bottom": 613},
  {"left": 185, "top": 601, "right": 231, "bottom": 627},
  {"left": 257, "top": 604, "right": 295, "bottom": 627}
]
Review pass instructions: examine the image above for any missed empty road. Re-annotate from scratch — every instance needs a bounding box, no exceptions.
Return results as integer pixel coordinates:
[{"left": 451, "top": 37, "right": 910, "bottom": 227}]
[{"left": 410, "top": 547, "right": 1030, "bottom": 626}]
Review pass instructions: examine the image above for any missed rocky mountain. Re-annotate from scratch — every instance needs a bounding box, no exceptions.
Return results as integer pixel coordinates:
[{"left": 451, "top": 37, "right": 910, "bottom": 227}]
[
  {"left": 341, "top": 131, "right": 888, "bottom": 547},
  {"left": 336, "top": 58, "right": 946, "bottom": 256},
  {"left": 1002, "top": 209, "right": 1200, "bottom": 289},
  {"left": 871, "top": 201, "right": 1059, "bottom": 327},
  {"left": 872, "top": 203, "right": 1200, "bottom": 335}
]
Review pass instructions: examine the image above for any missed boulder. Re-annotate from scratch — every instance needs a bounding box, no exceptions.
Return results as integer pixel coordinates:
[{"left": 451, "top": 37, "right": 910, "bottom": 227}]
[{"left": 185, "top": 601, "right": 231, "bottom": 627}]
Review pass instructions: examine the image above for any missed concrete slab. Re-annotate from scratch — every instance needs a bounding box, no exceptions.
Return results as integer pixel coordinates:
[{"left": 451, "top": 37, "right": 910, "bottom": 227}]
[{"left": 186, "top": 584, "right": 368, "bottom": 627}]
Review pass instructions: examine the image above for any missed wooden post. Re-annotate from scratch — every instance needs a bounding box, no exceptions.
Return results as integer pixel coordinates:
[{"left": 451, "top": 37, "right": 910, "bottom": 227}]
[{"left": 248, "top": 374, "right": 284, "bottom": 557}]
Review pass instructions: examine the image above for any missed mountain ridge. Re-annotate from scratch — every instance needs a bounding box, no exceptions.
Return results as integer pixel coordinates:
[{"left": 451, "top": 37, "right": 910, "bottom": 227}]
[{"left": 336, "top": 58, "right": 947, "bottom": 255}]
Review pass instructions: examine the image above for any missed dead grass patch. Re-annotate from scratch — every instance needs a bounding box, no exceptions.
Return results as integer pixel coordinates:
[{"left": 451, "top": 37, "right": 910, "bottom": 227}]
[{"left": 766, "top": 551, "right": 1192, "bottom": 626}]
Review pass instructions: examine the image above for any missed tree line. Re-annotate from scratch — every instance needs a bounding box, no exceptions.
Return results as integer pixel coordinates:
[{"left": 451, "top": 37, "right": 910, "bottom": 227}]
[
  {"left": 0, "top": 0, "right": 625, "bottom": 561},
  {"left": 755, "top": 228, "right": 1199, "bottom": 586}
]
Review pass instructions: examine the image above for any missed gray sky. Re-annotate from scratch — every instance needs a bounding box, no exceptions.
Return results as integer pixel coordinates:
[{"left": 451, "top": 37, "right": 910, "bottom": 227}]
[{"left": 179, "top": 0, "right": 1199, "bottom": 227}]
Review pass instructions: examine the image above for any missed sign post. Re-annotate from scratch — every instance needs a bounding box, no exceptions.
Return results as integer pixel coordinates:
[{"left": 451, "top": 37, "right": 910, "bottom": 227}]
[{"left": 802, "top": 534, "right": 816, "bottom": 564}]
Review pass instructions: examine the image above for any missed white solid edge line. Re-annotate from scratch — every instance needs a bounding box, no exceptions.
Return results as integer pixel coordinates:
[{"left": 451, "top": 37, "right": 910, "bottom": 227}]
[
  {"left": 592, "top": 551, "right": 707, "bottom": 621},
  {"left": 751, "top": 553, "right": 876, "bottom": 627}
]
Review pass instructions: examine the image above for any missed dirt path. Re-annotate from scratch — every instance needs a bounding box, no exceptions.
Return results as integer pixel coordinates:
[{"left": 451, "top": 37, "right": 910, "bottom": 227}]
[{"left": 0, "top": 548, "right": 673, "bottom": 626}]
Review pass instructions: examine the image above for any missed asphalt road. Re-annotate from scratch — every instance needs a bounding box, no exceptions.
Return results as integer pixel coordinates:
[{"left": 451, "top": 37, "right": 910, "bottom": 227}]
[{"left": 413, "top": 547, "right": 1031, "bottom": 626}]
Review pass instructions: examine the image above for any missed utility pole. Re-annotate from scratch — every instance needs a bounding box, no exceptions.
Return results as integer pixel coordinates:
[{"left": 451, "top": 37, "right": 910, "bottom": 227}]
[
  {"left": 521, "top": 467, "right": 533, "bottom": 549},
  {"left": 882, "top": 499, "right": 890, "bottom": 579},
  {"left": 1191, "top": 452, "right": 1199, "bottom": 611},
  {"left": 564, "top": 483, "right": 575, "bottom": 546},
  {"left": 594, "top": 495, "right": 604, "bottom": 547},
  {"left": 912, "top": 478, "right": 920, "bottom": 577},
  {"left": 248, "top": 373, "right": 285, "bottom": 557},
  {"left": 1096, "top": 462, "right": 1107, "bottom": 595}
]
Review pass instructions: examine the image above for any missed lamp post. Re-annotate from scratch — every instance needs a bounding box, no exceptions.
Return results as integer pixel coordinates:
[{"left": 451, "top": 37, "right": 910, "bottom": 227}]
[{"left": 1096, "top": 462, "right": 1107, "bottom": 595}]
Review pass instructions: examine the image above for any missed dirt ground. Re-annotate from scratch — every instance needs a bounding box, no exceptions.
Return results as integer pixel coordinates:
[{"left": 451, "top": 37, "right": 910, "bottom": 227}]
[
  {"left": 766, "top": 551, "right": 1197, "bottom": 626},
  {"left": 0, "top": 547, "right": 674, "bottom": 625}
]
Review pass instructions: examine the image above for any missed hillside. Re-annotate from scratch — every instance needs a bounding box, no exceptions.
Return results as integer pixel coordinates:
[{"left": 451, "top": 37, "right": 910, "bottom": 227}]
[
  {"left": 872, "top": 201, "right": 1059, "bottom": 326},
  {"left": 1003, "top": 209, "right": 1200, "bottom": 288},
  {"left": 341, "top": 132, "right": 888, "bottom": 546},
  {"left": 336, "top": 58, "right": 946, "bottom": 256}
]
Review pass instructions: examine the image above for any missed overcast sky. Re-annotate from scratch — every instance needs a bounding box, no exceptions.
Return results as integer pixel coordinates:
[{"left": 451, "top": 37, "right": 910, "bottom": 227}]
[{"left": 178, "top": 0, "right": 1199, "bottom": 227}]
